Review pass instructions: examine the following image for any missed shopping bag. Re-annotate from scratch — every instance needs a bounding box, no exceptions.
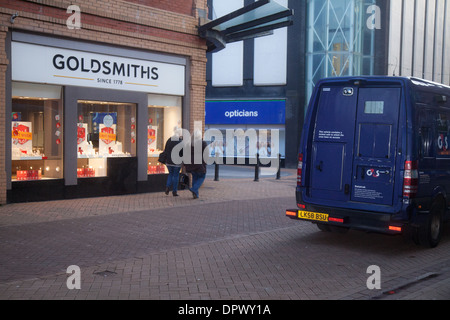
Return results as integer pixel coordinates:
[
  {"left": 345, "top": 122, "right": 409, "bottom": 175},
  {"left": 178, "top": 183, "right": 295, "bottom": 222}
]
[
  {"left": 179, "top": 173, "right": 189, "bottom": 189},
  {"left": 158, "top": 151, "right": 167, "bottom": 164}
]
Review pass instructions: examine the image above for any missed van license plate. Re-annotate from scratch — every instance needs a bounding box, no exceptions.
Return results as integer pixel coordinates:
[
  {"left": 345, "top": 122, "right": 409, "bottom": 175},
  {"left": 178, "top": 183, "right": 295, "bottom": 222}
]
[{"left": 298, "top": 211, "right": 329, "bottom": 222}]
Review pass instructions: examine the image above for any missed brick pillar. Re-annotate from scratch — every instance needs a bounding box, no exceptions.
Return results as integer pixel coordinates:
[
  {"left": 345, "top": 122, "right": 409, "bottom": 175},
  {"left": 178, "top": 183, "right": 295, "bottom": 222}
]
[
  {"left": 189, "top": 57, "right": 207, "bottom": 132},
  {"left": 0, "top": 26, "right": 9, "bottom": 204}
]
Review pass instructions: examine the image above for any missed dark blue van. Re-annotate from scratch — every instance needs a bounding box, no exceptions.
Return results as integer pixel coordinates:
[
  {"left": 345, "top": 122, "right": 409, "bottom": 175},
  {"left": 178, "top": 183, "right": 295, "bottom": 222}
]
[{"left": 286, "top": 76, "right": 450, "bottom": 247}]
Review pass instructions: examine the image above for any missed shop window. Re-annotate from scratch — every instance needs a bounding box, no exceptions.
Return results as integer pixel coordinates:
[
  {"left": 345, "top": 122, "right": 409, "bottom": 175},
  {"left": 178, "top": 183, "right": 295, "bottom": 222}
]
[
  {"left": 12, "top": 83, "right": 63, "bottom": 182},
  {"left": 147, "top": 94, "right": 182, "bottom": 175},
  {"left": 77, "top": 100, "right": 136, "bottom": 178},
  {"left": 205, "top": 127, "right": 285, "bottom": 160}
]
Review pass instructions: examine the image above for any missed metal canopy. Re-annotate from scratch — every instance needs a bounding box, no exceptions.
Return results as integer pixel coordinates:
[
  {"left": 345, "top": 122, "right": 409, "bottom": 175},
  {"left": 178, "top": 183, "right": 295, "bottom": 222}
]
[{"left": 199, "top": 0, "right": 293, "bottom": 53}]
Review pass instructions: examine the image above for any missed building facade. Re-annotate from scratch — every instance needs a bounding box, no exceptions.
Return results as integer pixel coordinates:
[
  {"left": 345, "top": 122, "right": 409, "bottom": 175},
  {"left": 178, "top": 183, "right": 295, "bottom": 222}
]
[
  {"left": 0, "top": 0, "right": 208, "bottom": 203},
  {"left": 206, "top": 0, "right": 450, "bottom": 168},
  {"left": 205, "top": 0, "right": 387, "bottom": 168},
  {"left": 205, "top": 0, "right": 297, "bottom": 167},
  {"left": 387, "top": 0, "right": 450, "bottom": 84}
]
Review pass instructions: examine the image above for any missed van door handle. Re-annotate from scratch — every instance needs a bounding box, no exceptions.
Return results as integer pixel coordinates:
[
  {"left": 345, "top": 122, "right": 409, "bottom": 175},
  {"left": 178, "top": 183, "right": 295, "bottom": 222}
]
[
  {"left": 344, "top": 184, "right": 350, "bottom": 194},
  {"left": 316, "top": 161, "right": 323, "bottom": 172}
]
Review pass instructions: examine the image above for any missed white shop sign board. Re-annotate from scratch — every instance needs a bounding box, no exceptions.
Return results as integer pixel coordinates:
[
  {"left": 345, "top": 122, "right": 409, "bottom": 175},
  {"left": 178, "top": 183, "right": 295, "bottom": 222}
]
[{"left": 12, "top": 42, "right": 185, "bottom": 96}]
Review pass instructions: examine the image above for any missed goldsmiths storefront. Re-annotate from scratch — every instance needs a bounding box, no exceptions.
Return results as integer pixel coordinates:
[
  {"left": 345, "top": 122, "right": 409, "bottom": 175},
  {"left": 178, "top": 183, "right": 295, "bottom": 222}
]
[{"left": 7, "top": 32, "right": 191, "bottom": 202}]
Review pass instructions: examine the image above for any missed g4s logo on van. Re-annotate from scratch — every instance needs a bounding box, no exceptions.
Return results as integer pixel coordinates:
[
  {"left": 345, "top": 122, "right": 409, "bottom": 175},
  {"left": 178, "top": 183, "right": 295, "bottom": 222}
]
[
  {"left": 366, "top": 169, "right": 380, "bottom": 178},
  {"left": 366, "top": 169, "right": 390, "bottom": 178},
  {"left": 438, "top": 134, "right": 449, "bottom": 152}
]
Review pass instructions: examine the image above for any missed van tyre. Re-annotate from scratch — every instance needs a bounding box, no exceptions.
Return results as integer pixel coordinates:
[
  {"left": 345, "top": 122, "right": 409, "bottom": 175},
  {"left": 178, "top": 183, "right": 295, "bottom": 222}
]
[{"left": 413, "top": 199, "right": 444, "bottom": 248}]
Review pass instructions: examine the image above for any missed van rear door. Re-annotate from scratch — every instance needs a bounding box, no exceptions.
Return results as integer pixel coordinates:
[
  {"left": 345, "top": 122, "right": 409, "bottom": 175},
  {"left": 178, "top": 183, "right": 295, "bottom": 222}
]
[
  {"left": 308, "top": 83, "right": 401, "bottom": 207},
  {"left": 309, "top": 85, "right": 358, "bottom": 202},
  {"left": 351, "top": 87, "right": 401, "bottom": 206}
]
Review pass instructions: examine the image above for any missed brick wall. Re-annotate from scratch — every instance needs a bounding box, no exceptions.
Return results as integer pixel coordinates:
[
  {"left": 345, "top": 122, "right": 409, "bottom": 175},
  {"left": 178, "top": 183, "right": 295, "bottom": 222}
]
[
  {"left": 0, "top": 0, "right": 208, "bottom": 204},
  {"left": 0, "top": 26, "right": 7, "bottom": 205},
  {"left": 123, "top": 0, "right": 195, "bottom": 16}
]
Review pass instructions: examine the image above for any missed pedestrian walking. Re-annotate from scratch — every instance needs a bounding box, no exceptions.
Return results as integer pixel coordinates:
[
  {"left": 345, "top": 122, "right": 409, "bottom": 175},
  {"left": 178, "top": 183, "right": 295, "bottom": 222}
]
[
  {"left": 184, "top": 130, "right": 209, "bottom": 199},
  {"left": 163, "top": 127, "right": 183, "bottom": 196}
]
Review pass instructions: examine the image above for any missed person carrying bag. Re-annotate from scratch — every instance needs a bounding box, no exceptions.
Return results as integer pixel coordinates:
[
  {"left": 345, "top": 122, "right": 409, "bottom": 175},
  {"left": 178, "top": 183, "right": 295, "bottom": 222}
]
[
  {"left": 184, "top": 130, "right": 208, "bottom": 199},
  {"left": 162, "top": 127, "right": 183, "bottom": 196}
]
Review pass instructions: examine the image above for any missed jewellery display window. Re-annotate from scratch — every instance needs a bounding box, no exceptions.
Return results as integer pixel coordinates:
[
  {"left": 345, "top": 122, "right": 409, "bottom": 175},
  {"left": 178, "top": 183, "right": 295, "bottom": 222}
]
[
  {"left": 11, "top": 84, "right": 63, "bottom": 182},
  {"left": 147, "top": 95, "right": 182, "bottom": 175},
  {"left": 77, "top": 100, "right": 136, "bottom": 178}
]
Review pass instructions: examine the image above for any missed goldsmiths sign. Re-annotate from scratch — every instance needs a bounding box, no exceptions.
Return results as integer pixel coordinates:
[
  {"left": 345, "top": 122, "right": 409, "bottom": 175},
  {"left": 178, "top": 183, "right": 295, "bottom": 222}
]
[{"left": 12, "top": 42, "right": 185, "bottom": 96}]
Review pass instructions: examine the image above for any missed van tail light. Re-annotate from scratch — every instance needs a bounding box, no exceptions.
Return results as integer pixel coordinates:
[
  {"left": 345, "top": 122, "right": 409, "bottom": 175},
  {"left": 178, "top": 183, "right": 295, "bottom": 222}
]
[
  {"left": 329, "top": 217, "right": 345, "bottom": 224},
  {"left": 403, "top": 161, "right": 418, "bottom": 198},
  {"left": 297, "top": 153, "right": 304, "bottom": 187},
  {"left": 389, "top": 225, "right": 402, "bottom": 232},
  {"left": 286, "top": 210, "right": 297, "bottom": 218}
]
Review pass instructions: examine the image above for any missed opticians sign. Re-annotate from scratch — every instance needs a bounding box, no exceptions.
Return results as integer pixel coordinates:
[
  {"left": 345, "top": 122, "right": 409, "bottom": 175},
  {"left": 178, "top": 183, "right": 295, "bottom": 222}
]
[
  {"left": 205, "top": 100, "right": 286, "bottom": 125},
  {"left": 12, "top": 42, "right": 185, "bottom": 96}
]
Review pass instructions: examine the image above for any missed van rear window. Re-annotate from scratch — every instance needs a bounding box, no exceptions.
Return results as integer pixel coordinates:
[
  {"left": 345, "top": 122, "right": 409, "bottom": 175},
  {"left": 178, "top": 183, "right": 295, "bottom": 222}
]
[{"left": 364, "top": 101, "right": 384, "bottom": 114}]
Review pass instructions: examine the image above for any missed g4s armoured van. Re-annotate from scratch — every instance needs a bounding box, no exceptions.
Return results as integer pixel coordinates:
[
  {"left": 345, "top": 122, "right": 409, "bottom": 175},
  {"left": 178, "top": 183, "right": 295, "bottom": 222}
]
[{"left": 286, "top": 76, "right": 450, "bottom": 247}]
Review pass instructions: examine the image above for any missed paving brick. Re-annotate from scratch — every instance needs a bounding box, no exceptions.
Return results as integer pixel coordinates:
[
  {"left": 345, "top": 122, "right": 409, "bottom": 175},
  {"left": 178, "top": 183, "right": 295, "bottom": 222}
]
[{"left": 0, "top": 168, "right": 450, "bottom": 301}]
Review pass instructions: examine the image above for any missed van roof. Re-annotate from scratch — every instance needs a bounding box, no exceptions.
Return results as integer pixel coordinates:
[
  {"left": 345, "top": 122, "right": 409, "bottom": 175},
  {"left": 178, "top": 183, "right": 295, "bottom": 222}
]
[
  {"left": 408, "top": 77, "right": 450, "bottom": 90},
  {"left": 316, "top": 76, "right": 450, "bottom": 93}
]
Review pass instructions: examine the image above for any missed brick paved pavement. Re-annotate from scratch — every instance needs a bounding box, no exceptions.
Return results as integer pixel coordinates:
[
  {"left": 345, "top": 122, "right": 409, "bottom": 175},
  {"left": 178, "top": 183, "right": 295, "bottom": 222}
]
[{"left": 0, "top": 166, "right": 449, "bottom": 301}]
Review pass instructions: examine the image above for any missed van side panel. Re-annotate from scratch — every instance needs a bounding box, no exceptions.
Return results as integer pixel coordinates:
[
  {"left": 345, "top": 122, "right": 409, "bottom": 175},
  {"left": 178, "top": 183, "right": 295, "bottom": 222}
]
[{"left": 414, "top": 97, "right": 450, "bottom": 213}]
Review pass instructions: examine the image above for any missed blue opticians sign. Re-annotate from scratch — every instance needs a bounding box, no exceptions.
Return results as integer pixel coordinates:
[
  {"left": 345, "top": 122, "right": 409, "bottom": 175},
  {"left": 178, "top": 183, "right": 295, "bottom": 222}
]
[{"left": 205, "top": 100, "right": 286, "bottom": 125}]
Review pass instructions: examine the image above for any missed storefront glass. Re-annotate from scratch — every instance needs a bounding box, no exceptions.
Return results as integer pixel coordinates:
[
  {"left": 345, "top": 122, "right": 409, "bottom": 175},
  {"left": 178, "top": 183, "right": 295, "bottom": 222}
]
[
  {"left": 207, "top": 127, "right": 285, "bottom": 160},
  {"left": 205, "top": 100, "right": 286, "bottom": 161},
  {"left": 147, "top": 94, "right": 182, "bottom": 175},
  {"left": 12, "top": 83, "right": 63, "bottom": 182},
  {"left": 77, "top": 100, "right": 136, "bottom": 178}
]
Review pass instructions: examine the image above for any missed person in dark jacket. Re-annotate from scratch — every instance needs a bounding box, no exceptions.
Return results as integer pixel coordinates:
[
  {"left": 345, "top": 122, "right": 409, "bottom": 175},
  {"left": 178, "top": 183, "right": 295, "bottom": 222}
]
[
  {"left": 163, "top": 128, "right": 183, "bottom": 196},
  {"left": 184, "top": 130, "right": 209, "bottom": 199}
]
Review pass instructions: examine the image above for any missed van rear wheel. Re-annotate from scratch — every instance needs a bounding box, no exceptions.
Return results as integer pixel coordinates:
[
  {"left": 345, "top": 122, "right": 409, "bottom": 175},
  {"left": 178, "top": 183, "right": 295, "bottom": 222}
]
[{"left": 413, "top": 199, "right": 444, "bottom": 248}]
